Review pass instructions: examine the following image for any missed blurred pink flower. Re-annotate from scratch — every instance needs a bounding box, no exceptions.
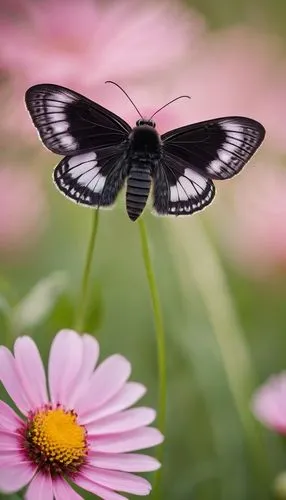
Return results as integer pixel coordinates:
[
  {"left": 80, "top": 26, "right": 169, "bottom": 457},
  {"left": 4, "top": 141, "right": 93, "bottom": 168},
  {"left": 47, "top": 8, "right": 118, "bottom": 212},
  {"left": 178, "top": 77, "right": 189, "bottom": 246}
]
[
  {"left": 0, "top": 329, "right": 163, "bottom": 499},
  {"left": 0, "top": 0, "right": 201, "bottom": 86},
  {"left": 168, "top": 25, "right": 286, "bottom": 152},
  {"left": 215, "top": 164, "right": 286, "bottom": 278},
  {"left": 0, "top": 166, "right": 47, "bottom": 256},
  {"left": 252, "top": 372, "right": 286, "bottom": 433},
  {"left": 0, "top": 0, "right": 205, "bottom": 139}
]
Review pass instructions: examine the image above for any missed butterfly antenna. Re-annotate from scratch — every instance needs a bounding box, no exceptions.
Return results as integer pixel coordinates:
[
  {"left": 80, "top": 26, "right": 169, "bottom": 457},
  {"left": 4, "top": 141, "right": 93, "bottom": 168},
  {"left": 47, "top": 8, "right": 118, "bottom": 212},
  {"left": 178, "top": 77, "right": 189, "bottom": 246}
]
[
  {"left": 149, "top": 95, "right": 191, "bottom": 120},
  {"left": 105, "top": 81, "right": 143, "bottom": 119}
]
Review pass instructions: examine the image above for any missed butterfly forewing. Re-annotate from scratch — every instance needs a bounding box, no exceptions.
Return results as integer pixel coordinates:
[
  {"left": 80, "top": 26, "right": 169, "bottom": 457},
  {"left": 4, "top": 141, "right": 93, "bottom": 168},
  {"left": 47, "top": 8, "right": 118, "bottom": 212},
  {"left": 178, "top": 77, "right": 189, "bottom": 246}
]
[
  {"left": 25, "top": 84, "right": 131, "bottom": 155},
  {"left": 162, "top": 117, "right": 265, "bottom": 180}
]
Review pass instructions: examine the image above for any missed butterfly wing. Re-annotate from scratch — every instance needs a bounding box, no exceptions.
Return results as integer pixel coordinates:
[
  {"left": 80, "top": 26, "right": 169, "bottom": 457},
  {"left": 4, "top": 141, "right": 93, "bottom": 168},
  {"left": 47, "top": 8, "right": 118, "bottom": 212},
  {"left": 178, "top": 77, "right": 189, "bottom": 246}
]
[
  {"left": 54, "top": 145, "right": 129, "bottom": 207},
  {"left": 25, "top": 84, "right": 132, "bottom": 208},
  {"left": 25, "top": 83, "right": 132, "bottom": 155},
  {"left": 153, "top": 116, "right": 265, "bottom": 215},
  {"left": 161, "top": 117, "right": 265, "bottom": 180},
  {"left": 153, "top": 153, "right": 215, "bottom": 215}
]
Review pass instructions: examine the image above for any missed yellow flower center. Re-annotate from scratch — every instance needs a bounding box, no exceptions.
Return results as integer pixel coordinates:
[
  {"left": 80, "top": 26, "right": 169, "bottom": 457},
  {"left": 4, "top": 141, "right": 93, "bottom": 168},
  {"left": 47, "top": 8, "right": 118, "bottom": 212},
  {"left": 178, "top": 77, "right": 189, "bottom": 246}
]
[{"left": 24, "top": 406, "right": 88, "bottom": 476}]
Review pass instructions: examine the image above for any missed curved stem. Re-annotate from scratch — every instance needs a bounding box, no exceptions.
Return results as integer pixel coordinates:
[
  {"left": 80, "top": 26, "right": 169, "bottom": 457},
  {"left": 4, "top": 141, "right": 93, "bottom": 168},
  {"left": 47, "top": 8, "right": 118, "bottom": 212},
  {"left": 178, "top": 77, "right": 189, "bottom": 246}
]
[
  {"left": 138, "top": 218, "right": 166, "bottom": 498},
  {"left": 74, "top": 209, "right": 99, "bottom": 332}
]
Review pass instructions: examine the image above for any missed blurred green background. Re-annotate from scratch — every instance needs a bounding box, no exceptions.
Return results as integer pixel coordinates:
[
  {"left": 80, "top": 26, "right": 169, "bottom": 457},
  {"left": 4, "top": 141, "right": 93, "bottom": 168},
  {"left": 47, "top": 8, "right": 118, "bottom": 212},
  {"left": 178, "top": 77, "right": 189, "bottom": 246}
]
[{"left": 1, "top": 0, "right": 286, "bottom": 499}]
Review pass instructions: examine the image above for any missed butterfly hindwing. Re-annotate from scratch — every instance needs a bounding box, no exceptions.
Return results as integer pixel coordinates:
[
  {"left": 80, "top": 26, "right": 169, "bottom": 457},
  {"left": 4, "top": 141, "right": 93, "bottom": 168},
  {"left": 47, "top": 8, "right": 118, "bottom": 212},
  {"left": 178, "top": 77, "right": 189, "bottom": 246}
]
[
  {"left": 153, "top": 153, "right": 215, "bottom": 216},
  {"left": 162, "top": 117, "right": 265, "bottom": 180},
  {"left": 25, "top": 84, "right": 131, "bottom": 155},
  {"left": 53, "top": 145, "right": 129, "bottom": 207}
]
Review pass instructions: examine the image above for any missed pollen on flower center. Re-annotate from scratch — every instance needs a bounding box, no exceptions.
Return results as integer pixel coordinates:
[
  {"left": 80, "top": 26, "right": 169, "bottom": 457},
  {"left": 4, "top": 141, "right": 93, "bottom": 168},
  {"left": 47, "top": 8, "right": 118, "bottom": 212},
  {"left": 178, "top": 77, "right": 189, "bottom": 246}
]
[{"left": 23, "top": 405, "right": 88, "bottom": 476}]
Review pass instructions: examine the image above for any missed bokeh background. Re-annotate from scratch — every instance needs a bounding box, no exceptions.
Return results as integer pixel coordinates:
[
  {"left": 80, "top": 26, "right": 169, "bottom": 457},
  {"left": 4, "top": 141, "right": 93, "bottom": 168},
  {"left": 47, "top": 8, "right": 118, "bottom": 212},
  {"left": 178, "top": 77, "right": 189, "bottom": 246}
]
[{"left": 0, "top": 0, "right": 286, "bottom": 499}]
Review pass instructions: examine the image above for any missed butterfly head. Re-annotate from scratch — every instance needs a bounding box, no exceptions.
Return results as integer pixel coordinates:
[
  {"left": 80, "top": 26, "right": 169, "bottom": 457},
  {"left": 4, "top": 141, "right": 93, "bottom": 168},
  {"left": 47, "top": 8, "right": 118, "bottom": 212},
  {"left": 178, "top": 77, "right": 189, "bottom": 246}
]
[{"left": 136, "top": 118, "right": 156, "bottom": 128}]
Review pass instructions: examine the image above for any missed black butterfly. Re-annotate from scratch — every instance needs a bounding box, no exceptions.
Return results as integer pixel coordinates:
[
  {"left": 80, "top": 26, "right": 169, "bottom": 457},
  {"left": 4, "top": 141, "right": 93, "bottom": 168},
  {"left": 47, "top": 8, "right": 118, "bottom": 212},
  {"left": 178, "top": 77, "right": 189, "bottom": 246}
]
[{"left": 25, "top": 83, "right": 265, "bottom": 221}]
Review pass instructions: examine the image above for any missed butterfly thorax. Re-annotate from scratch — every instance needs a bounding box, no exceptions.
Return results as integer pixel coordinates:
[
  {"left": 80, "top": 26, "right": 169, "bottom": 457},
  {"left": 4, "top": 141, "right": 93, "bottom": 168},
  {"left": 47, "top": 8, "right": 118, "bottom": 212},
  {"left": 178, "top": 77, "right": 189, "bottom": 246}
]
[{"left": 129, "top": 125, "right": 162, "bottom": 154}]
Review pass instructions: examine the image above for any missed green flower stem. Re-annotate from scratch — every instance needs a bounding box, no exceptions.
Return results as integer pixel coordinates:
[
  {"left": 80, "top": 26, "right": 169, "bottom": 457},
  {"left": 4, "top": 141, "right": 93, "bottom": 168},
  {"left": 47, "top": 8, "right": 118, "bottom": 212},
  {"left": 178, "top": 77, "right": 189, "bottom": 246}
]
[
  {"left": 74, "top": 209, "right": 99, "bottom": 332},
  {"left": 5, "top": 317, "right": 13, "bottom": 349},
  {"left": 138, "top": 218, "right": 166, "bottom": 499}
]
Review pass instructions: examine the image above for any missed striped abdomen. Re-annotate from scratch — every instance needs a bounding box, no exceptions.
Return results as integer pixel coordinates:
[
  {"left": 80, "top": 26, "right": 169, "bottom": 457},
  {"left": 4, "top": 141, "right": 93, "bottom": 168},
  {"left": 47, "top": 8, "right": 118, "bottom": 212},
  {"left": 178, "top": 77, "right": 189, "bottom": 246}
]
[{"left": 126, "top": 157, "right": 152, "bottom": 221}]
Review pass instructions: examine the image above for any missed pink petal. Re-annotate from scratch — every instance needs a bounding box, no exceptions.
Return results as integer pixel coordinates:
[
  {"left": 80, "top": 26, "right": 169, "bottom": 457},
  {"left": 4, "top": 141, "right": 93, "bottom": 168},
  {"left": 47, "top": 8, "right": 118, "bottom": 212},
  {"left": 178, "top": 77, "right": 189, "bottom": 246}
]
[
  {"left": 0, "top": 429, "right": 22, "bottom": 451},
  {"left": 74, "top": 475, "right": 128, "bottom": 500},
  {"left": 0, "top": 462, "right": 36, "bottom": 493},
  {"left": 79, "top": 381, "right": 145, "bottom": 425},
  {"left": 67, "top": 334, "right": 100, "bottom": 409},
  {"left": 80, "top": 466, "right": 151, "bottom": 495},
  {"left": 252, "top": 373, "right": 286, "bottom": 432},
  {"left": 0, "top": 400, "right": 23, "bottom": 431},
  {"left": 76, "top": 355, "right": 131, "bottom": 417},
  {"left": 0, "top": 346, "right": 30, "bottom": 414},
  {"left": 14, "top": 336, "right": 48, "bottom": 408},
  {"left": 86, "top": 407, "right": 156, "bottom": 435},
  {"left": 0, "top": 451, "right": 26, "bottom": 466},
  {"left": 89, "top": 427, "right": 164, "bottom": 453},
  {"left": 81, "top": 334, "right": 100, "bottom": 377},
  {"left": 53, "top": 478, "right": 84, "bottom": 500},
  {"left": 25, "top": 472, "right": 53, "bottom": 500},
  {"left": 88, "top": 452, "right": 160, "bottom": 472},
  {"left": 48, "top": 330, "right": 84, "bottom": 406}
]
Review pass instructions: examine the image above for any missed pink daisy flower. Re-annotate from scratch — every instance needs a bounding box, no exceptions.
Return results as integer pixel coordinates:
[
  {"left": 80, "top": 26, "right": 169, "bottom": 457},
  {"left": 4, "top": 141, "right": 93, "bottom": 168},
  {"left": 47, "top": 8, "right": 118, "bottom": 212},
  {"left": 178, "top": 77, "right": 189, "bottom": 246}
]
[
  {"left": 0, "top": 329, "right": 163, "bottom": 499},
  {"left": 252, "top": 372, "right": 286, "bottom": 434}
]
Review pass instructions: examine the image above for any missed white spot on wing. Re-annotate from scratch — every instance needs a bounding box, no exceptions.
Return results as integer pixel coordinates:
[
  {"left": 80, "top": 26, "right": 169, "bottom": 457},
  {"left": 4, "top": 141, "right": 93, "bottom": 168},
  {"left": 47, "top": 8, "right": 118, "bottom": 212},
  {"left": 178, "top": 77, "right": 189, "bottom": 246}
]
[
  {"left": 184, "top": 168, "right": 207, "bottom": 191},
  {"left": 51, "top": 122, "right": 69, "bottom": 134},
  {"left": 68, "top": 152, "right": 97, "bottom": 171},
  {"left": 64, "top": 151, "right": 106, "bottom": 194},
  {"left": 177, "top": 183, "right": 188, "bottom": 201},
  {"left": 224, "top": 137, "right": 242, "bottom": 148},
  {"left": 76, "top": 170, "right": 97, "bottom": 185},
  {"left": 52, "top": 92, "right": 75, "bottom": 104},
  {"left": 222, "top": 122, "right": 244, "bottom": 134},
  {"left": 45, "top": 99, "right": 67, "bottom": 108},
  {"left": 170, "top": 185, "right": 179, "bottom": 202},
  {"left": 35, "top": 106, "right": 62, "bottom": 114},
  {"left": 208, "top": 159, "right": 223, "bottom": 175},
  {"left": 47, "top": 113, "right": 66, "bottom": 122},
  {"left": 60, "top": 136, "right": 77, "bottom": 149},
  {"left": 222, "top": 142, "right": 237, "bottom": 154},
  {"left": 72, "top": 165, "right": 100, "bottom": 180},
  {"left": 92, "top": 176, "right": 106, "bottom": 193},
  {"left": 227, "top": 131, "right": 244, "bottom": 141},
  {"left": 179, "top": 176, "right": 197, "bottom": 197},
  {"left": 218, "top": 149, "right": 232, "bottom": 164}
]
